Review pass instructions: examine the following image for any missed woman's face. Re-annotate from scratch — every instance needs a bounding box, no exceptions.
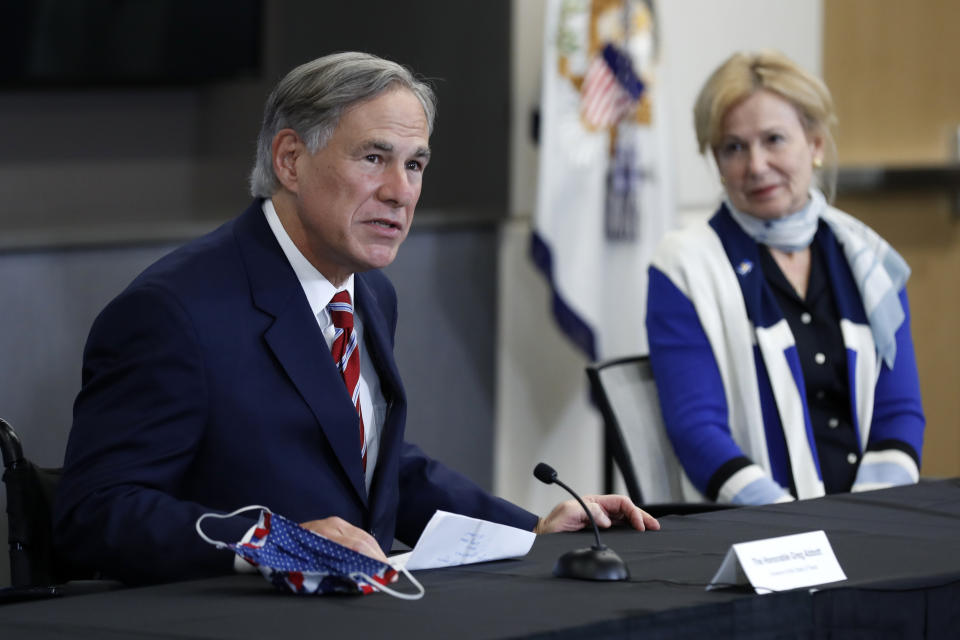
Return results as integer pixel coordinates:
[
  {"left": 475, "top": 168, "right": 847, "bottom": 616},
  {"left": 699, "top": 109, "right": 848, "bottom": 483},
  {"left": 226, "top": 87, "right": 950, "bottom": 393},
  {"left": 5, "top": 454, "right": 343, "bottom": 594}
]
[{"left": 713, "top": 90, "right": 823, "bottom": 220}]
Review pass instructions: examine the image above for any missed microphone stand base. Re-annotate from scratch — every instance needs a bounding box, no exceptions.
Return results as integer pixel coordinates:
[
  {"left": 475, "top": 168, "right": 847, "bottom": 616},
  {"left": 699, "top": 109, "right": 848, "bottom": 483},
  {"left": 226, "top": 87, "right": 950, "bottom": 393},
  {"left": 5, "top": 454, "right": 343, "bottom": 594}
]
[{"left": 553, "top": 546, "right": 629, "bottom": 581}]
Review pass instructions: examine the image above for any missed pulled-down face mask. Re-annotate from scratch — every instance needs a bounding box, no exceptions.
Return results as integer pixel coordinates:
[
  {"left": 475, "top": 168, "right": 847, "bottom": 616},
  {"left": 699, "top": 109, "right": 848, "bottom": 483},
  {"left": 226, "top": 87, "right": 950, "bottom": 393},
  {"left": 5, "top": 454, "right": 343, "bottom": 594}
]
[{"left": 196, "top": 505, "right": 423, "bottom": 600}]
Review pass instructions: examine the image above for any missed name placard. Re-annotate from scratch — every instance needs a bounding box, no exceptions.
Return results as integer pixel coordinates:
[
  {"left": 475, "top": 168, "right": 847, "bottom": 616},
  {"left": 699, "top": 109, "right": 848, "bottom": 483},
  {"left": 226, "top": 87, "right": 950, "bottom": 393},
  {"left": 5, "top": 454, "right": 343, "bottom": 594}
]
[{"left": 707, "top": 530, "right": 846, "bottom": 594}]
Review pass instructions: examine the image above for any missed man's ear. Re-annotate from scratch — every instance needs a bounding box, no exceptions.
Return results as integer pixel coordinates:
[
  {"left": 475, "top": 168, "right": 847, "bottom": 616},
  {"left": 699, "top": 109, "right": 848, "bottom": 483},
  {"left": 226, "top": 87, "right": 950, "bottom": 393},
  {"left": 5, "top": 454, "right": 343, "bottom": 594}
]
[{"left": 272, "top": 129, "right": 304, "bottom": 193}]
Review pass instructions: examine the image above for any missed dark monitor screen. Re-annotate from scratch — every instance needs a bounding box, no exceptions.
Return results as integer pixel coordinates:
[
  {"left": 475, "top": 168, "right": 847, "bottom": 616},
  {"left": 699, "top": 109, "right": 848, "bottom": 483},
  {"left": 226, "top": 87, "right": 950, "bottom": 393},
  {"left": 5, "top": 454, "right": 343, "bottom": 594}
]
[{"left": 0, "top": 0, "right": 262, "bottom": 87}]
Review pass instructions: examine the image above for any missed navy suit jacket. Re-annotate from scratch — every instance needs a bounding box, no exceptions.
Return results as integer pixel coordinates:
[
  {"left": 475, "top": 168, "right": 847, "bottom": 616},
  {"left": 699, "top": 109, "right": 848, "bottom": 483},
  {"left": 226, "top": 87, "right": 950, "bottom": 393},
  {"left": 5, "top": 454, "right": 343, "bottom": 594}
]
[{"left": 53, "top": 200, "right": 537, "bottom": 584}]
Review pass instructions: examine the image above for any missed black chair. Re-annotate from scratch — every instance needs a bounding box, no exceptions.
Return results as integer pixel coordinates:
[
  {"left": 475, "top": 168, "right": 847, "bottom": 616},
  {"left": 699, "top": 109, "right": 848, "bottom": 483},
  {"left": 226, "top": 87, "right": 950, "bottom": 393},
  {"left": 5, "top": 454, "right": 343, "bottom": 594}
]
[
  {"left": 1, "top": 417, "right": 88, "bottom": 591},
  {"left": 586, "top": 356, "right": 734, "bottom": 517}
]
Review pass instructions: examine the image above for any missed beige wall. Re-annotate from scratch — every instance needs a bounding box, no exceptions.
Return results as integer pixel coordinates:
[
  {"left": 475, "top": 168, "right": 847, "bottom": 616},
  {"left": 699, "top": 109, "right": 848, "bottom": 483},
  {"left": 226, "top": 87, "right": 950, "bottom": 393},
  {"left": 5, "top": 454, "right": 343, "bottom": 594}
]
[{"left": 825, "top": 0, "right": 960, "bottom": 477}]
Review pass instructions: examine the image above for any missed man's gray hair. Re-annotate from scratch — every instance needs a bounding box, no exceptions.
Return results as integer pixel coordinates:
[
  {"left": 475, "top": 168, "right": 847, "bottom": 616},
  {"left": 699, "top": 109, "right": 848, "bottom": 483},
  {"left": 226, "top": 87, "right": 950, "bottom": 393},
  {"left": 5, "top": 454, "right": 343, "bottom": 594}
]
[{"left": 249, "top": 52, "right": 436, "bottom": 197}]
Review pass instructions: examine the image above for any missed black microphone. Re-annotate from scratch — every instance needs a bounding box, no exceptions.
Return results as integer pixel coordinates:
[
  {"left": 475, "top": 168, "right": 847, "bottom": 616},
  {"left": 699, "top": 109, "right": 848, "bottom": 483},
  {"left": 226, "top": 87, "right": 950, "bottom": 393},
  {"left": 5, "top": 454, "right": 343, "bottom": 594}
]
[{"left": 533, "top": 462, "right": 629, "bottom": 581}]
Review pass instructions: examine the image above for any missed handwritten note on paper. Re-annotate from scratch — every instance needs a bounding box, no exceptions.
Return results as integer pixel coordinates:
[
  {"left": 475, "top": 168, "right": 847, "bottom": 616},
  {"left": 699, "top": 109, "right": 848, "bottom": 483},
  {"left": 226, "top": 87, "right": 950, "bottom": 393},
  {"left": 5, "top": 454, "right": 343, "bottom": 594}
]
[{"left": 390, "top": 510, "right": 536, "bottom": 571}]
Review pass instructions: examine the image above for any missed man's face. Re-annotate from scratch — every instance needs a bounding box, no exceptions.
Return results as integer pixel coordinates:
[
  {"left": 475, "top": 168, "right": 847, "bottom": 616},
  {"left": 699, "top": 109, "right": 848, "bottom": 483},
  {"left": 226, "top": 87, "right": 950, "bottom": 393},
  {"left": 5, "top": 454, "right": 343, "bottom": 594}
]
[{"left": 283, "top": 88, "right": 430, "bottom": 285}]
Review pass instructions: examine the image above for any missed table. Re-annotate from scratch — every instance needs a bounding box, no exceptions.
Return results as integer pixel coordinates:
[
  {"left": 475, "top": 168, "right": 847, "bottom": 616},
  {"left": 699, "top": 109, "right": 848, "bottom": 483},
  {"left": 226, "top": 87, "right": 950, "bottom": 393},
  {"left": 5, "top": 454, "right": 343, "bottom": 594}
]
[{"left": 2, "top": 479, "right": 959, "bottom": 639}]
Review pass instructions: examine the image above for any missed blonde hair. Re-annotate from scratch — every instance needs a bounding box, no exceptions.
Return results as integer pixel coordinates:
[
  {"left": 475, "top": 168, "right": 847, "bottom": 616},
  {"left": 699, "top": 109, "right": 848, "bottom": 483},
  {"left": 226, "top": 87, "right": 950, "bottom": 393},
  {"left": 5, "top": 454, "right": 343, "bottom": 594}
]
[{"left": 693, "top": 50, "right": 838, "bottom": 198}]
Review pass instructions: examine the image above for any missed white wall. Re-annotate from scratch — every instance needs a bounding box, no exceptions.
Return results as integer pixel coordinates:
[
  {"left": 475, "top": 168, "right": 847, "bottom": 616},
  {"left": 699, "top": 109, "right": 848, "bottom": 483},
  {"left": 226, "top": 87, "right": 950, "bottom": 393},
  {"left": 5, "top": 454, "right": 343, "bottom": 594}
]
[
  {"left": 496, "top": 0, "right": 823, "bottom": 514},
  {"left": 660, "top": 0, "right": 823, "bottom": 223}
]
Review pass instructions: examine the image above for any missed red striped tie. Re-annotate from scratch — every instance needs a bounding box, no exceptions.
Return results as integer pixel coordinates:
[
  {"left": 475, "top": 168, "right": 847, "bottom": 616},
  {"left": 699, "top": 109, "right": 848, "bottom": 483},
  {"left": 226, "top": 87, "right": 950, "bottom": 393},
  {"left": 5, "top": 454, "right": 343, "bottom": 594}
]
[{"left": 328, "top": 291, "right": 366, "bottom": 471}]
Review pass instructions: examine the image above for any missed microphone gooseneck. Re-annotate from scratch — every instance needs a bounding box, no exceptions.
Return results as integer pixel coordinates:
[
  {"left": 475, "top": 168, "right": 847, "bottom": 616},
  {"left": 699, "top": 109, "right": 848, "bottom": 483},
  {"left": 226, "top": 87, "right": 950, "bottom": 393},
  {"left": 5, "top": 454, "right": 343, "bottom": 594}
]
[
  {"left": 533, "top": 462, "right": 629, "bottom": 582},
  {"left": 534, "top": 463, "right": 603, "bottom": 550}
]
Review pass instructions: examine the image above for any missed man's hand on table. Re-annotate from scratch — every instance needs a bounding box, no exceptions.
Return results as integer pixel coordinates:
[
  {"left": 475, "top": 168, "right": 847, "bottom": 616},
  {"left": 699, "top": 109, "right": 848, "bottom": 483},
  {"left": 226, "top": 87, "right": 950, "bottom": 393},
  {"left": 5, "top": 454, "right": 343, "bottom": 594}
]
[{"left": 535, "top": 495, "right": 661, "bottom": 534}]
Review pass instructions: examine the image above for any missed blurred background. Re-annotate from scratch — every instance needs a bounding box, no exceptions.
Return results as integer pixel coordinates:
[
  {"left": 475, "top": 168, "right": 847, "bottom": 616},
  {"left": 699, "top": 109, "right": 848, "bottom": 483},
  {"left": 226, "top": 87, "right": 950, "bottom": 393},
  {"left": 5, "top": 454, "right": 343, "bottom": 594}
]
[{"left": 1, "top": 0, "right": 957, "bottom": 586}]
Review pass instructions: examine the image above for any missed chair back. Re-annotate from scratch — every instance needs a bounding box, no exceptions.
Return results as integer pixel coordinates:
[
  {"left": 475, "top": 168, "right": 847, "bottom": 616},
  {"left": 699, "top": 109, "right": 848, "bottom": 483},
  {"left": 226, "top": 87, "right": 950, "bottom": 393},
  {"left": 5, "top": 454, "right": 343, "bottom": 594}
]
[
  {"left": 587, "top": 356, "right": 701, "bottom": 505},
  {"left": 1, "top": 417, "right": 74, "bottom": 587}
]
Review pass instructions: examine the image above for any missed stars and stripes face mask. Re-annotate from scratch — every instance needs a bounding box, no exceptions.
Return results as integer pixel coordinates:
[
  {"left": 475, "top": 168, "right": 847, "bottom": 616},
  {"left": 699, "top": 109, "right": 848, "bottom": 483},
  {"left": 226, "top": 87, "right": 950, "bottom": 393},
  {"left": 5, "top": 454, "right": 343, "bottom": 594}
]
[{"left": 196, "top": 506, "right": 423, "bottom": 600}]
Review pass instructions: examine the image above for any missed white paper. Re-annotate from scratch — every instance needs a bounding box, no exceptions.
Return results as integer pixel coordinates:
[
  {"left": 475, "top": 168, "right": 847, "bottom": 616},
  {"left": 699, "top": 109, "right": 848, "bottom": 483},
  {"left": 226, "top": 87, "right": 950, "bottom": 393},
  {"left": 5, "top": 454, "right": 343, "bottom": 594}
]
[
  {"left": 707, "top": 530, "right": 846, "bottom": 594},
  {"left": 390, "top": 510, "right": 536, "bottom": 571}
]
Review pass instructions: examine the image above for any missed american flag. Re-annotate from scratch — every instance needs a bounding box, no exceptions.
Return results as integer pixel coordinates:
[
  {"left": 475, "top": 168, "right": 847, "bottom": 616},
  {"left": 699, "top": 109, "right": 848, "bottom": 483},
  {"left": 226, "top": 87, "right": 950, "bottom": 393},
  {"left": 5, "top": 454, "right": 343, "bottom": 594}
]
[{"left": 580, "top": 43, "right": 645, "bottom": 129}]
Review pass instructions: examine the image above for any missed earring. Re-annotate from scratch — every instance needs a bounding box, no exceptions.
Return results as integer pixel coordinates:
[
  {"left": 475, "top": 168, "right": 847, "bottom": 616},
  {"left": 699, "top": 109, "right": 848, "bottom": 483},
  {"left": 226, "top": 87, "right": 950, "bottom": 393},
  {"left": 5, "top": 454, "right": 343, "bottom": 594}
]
[{"left": 813, "top": 157, "right": 823, "bottom": 169}]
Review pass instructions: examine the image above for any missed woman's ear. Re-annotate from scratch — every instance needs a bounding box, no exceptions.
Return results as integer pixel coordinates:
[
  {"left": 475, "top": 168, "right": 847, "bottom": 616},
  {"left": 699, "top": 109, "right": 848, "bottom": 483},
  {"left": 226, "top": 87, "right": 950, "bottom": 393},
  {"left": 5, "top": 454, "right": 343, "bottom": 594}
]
[{"left": 808, "top": 131, "right": 825, "bottom": 165}]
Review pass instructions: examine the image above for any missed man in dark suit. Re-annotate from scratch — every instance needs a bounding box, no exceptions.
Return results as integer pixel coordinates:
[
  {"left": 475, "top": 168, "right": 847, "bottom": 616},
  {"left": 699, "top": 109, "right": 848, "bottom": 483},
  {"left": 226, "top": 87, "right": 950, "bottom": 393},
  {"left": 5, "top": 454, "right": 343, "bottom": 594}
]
[{"left": 53, "top": 52, "right": 658, "bottom": 585}]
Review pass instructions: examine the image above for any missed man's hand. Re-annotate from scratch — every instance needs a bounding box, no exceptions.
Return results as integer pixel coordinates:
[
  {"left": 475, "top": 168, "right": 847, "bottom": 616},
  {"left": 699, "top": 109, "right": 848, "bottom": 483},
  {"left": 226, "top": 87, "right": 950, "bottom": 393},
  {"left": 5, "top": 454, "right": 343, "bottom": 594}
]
[
  {"left": 300, "top": 516, "right": 389, "bottom": 563},
  {"left": 535, "top": 495, "right": 660, "bottom": 534}
]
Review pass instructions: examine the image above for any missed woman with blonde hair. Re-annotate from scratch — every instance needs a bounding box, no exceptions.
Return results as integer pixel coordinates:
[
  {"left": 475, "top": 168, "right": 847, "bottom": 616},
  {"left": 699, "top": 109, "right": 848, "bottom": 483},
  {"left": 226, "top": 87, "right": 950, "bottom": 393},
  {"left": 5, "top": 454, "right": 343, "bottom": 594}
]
[{"left": 645, "top": 50, "right": 924, "bottom": 505}]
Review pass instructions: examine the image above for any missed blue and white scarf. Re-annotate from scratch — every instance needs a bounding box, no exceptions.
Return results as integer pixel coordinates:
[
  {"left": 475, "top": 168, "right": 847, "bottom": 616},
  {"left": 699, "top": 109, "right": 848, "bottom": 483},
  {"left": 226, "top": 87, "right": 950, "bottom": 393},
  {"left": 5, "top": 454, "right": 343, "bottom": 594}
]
[{"left": 726, "top": 189, "right": 910, "bottom": 368}]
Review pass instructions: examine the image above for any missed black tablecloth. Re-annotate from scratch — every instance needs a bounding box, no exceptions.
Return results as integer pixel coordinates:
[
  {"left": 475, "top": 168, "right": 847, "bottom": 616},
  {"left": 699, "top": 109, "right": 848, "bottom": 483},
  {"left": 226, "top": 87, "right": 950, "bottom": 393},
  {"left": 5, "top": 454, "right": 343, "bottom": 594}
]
[{"left": 2, "top": 479, "right": 959, "bottom": 639}]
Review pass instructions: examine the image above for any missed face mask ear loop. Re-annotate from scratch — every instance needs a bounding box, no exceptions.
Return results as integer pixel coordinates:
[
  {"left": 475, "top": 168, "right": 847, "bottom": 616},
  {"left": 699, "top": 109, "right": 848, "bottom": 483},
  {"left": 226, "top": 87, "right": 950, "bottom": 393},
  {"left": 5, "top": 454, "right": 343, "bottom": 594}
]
[
  {"left": 195, "top": 505, "right": 271, "bottom": 549},
  {"left": 353, "top": 566, "right": 425, "bottom": 601}
]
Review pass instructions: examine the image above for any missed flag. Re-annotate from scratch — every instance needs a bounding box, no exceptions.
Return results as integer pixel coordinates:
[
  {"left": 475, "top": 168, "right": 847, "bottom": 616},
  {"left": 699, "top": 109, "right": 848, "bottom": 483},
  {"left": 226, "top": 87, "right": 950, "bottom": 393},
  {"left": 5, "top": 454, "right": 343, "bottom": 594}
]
[
  {"left": 532, "top": 0, "right": 673, "bottom": 361},
  {"left": 581, "top": 43, "right": 645, "bottom": 129}
]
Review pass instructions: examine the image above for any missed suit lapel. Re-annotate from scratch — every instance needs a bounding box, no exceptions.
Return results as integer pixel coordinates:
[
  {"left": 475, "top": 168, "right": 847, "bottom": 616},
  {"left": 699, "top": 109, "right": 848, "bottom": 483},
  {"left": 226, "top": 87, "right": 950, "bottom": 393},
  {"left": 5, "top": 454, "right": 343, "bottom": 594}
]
[
  {"left": 355, "top": 273, "right": 404, "bottom": 400},
  {"left": 355, "top": 273, "right": 407, "bottom": 513},
  {"left": 233, "top": 202, "right": 368, "bottom": 504}
]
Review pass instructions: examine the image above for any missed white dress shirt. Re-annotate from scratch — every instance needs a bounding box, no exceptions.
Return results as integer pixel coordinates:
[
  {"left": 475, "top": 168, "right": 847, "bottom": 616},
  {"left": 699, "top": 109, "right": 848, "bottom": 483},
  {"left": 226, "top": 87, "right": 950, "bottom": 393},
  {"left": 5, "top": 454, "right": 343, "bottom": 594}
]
[{"left": 263, "top": 198, "right": 385, "bottom": 490}]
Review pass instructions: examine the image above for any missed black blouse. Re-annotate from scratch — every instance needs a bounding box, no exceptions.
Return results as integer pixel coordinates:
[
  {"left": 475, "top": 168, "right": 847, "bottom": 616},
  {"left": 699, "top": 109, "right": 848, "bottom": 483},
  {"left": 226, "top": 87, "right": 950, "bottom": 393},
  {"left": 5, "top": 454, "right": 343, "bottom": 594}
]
[{"left": 758, "top": 230, "right": 861, "bottom": 494}]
